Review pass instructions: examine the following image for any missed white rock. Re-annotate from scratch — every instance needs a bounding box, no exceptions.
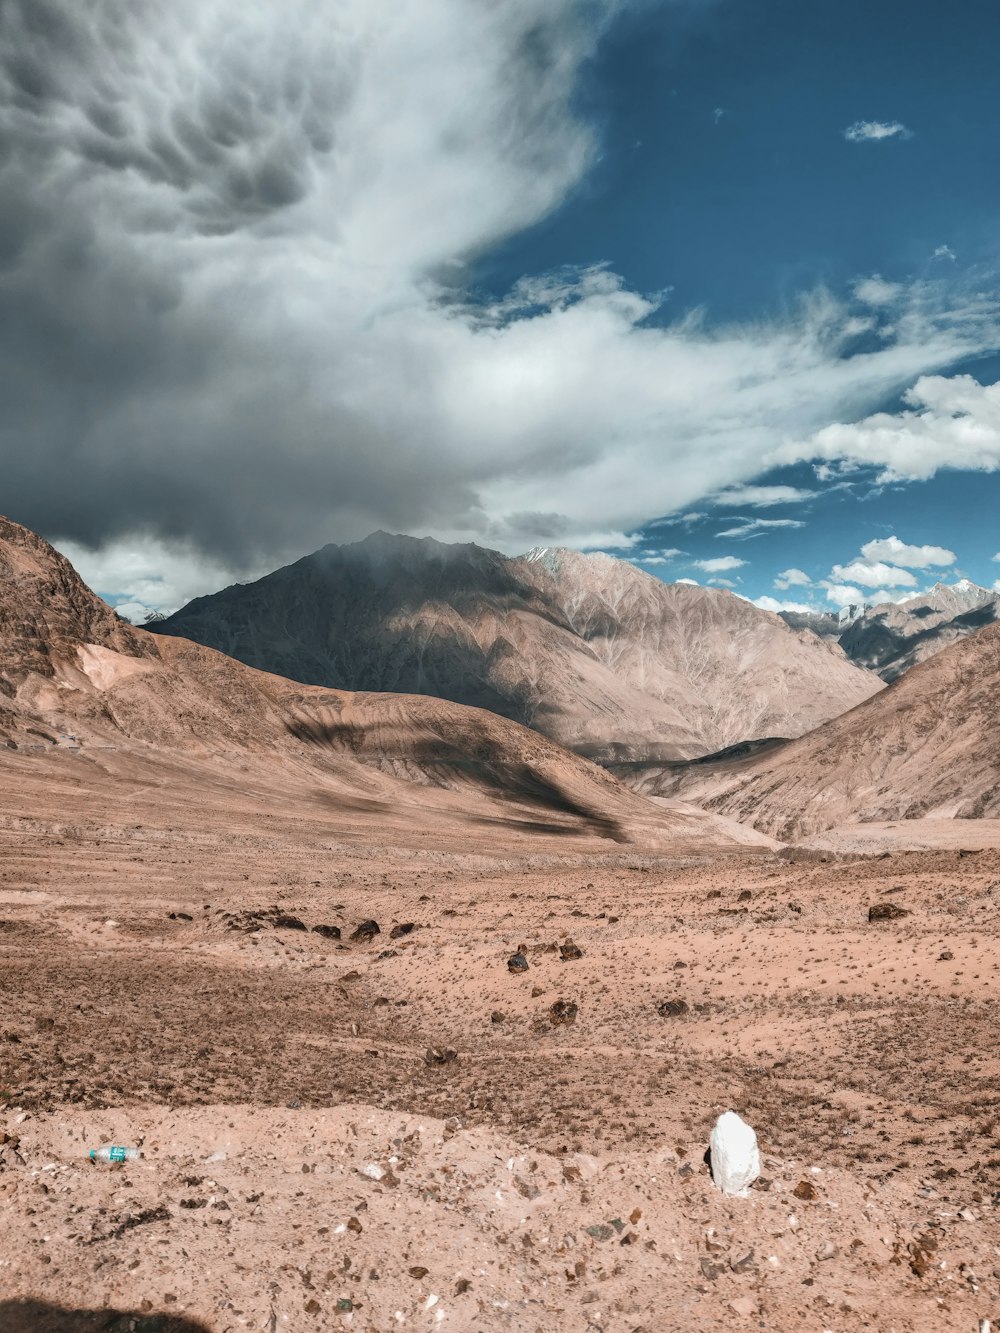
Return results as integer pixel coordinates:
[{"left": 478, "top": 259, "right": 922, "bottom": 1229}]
[{"left": 709, "top": 1111, "right": 761, "bottom": 1195}]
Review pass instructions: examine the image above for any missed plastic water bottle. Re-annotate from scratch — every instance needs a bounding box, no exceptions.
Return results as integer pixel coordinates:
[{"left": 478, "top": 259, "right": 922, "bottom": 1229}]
[{"left": 88, "top": 1145, "right": 140, "bottom": 1163}]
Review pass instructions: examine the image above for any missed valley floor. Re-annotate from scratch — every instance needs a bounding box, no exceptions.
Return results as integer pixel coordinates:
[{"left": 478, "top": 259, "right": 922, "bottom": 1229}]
[{"left": 2, "top": 752, "right": 1000, "bottom": 1331}]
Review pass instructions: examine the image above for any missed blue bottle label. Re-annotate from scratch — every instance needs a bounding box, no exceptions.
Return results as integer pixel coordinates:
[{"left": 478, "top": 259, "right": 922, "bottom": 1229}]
[{"left": 109, "top": 1146, "right": 126, "bottom": 1162}]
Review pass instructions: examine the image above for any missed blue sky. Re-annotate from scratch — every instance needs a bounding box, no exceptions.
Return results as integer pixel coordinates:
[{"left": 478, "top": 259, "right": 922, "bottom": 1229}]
[
  {"left": 9, "top": 0, "right": 999, "bottom": 616},
  {"left": 472, "top": 0, "right": 1000, "bottom": 610}
]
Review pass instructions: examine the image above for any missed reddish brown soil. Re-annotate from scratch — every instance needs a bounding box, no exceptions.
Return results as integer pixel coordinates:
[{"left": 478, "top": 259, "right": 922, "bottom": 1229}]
[{"left": 3, "top": 751, "right": 1000, "bottom": 1332}]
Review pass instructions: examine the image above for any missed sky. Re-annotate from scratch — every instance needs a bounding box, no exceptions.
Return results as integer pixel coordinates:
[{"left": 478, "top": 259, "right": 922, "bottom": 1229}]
[{"left": 2, "top": 0, "right": 1000, "bottom": 619}]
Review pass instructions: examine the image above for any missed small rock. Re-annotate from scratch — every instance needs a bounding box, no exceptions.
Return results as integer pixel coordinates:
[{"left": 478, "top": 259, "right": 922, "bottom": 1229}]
[
  {"left": 491, "top": 1011, "right": 506, "bottom": 1024},
  {"left": 709, "top": 1111, "right": 761, "bottom": 1195},
  {"left": 585, "top": 1224, "right": 614, "bottom": 1242},
  {"left": 728, "top": 1297, "right": 758, "bottom": 1317},
  {"left": 657, "top": 999, "right": 689, "bottom": 1018},
  {"left": 868, "top": 903, "right": 910, "bottom": 922},
  {"left": 424, "top": 1047, "right": 458, "bottom": 1066},
  {"left": 559, "top": 940, "right": 583, "bottom": 962},
  {"left": 312, "top": 924, "right": 341, "bottom": 939},
  {"left": 737, "top": 889, "right": 752, "bottom": 902},
  {"left": 507, "top": 950, "right": 529, "bottom": 974},
  {"left": 815, "top": 1240, "right": 839, "bottom": 1261},
  {"left": 793, "top": 1180, "right": 818, "bottom": 1201},
  {"left": 549, "top": 999, "right": 578, "bottom": 1026},
  {"left": 938, "top": 950, "right": 954, "bottom": 961},
  {"left": 672, "top": 960, "right": 687, "bottom": 969},
  {"left": 351, "top": 920, "right": 381, "bottom": 942},
  {"left": 699, "top": 1258, "right": 722, "bottom": 1282},
  {"left": 730, "top": 1249, "right": 756, "bottom": 1273},
  {"left": 273, "top": 916, "right": 307, "bottom": 931},
  {"left": 390, "top": 922, "right": 415, "bottom": 939},
  {"left": 409, "top": 1266, "right": 429, "bottom": 1280},
  {"left": 788, "top": 901, "right": 803, "bottom": 914},
  {"left": 347, "top": 1216, "right": 363, "bottom": 1233},
  {"left": 454, "top": 1279, "right": 472, "bottom": 1295}
]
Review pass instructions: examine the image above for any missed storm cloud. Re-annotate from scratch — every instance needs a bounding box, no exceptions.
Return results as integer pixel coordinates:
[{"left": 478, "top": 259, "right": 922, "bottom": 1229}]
[{"left": 2, "top": 0, "right": 999, "bottom": 598}]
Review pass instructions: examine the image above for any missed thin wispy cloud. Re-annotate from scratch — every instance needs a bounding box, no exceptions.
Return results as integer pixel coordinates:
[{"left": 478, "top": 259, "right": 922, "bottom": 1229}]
[
  {"left": 844, "top": 120, "right": 913, "bottom": 143},
  {"left": 715, "top": 518, "right": 806, "bottom": 540}
]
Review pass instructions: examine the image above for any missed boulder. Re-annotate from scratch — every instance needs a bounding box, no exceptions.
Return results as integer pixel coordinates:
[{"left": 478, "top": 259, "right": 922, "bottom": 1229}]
[{"left": 709, "top": 1111, "right": 760, "bottom": 1195}]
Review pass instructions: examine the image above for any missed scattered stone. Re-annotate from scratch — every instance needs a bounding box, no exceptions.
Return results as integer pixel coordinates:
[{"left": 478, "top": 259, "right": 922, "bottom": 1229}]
[
  {"left": 490, "top": 1011, "right": 506, "bottom": 1025},
  {"left": 390, "top": 922, "right": 415, "bottom": 939},
  {"left": 938, "top": 950, "right": 954, "bottom": 961},
  {"left": 793, "top": 1180, "right": 818, "bottom": 1201},
  {"left": 351, "top": 920, "right": 381, "bottom": 942},
  {"left": 706, "top": 890, "right": 721, "bottom": 899},
  {"left": 531, "top": 986, "right": 545, "bottom": 997},
  {"left": 549, "top": 999, "right": 578, "bottom": 1026},
  {"left": 585, "top": 1223, "right": 615, "bottom": 1242},
  {"left": 709, "top": 1111, "right": 761, "bottom": 1195},
  {"left": 816, "top": 1240, "right": 839, "bottom": 1261},
  {"left": 699, "top": 1258, "right": 722, "bottom": 1281},
  {"left": 454, "top": 1279, "right": 472, "bottom": 1295},
  {"left": 728, "top": 1296, "right": 758, "bottom": 1318},
  {"left": 273, "top": 916, "right": 307, "bottom": 931},
  {"left": 559, "top": 939, "right": 583, "bottom": 961},
  {"left": 730, "top": 1249, "right": 756, "bottom": 1273},
  {"left": 424, "top": 1047, "right": 458, "bottom": 1066},
  {"left": 657, "top": 999, "right": 689, "bottom": 1018},
  {"left": 347, "top": 1216, "right": 363, "bottom": 1233},
  {"left": 312, "top": 924, "right": 341, "bottom": 939},
  {"left": 507, "top": 950, "right": 529, "bottom": 974},
  {"left": 737, "top": 889, "right": 752, "bottom": 902},
  {"left": 788, "top": 901, "right": 803, "bottom": 914},
  {"left": 673, "top": 960, "right": 687, "bottom": 969},
  {"left": 868, "top": 903, "right": 910, "bottom": 922},
  {"left": 409, "top": 1266, "right": 429, "bottom": 1280},
  {"left": 167, "top": 911, "right": 193, "bottom": 921}
]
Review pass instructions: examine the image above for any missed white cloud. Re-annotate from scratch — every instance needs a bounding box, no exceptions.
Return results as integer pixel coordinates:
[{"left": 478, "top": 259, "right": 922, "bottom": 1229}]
[
  {"left": 829, "top": 560, "right": 918, "bottom": 588},
  {"left": 854, "top": 277, "right": 902, "bottom": 307},
  {"left": 5, "top": 0, "right": 1000, "bottom": 593},
  {"left": 824, "top": 583, "right": 865, "bottom": 606},
  {"left": 752, "top": 595, "right": 814, "bottom": 614},
  {"left": 860, "top": 535, "right": 956, "bottom": 568},
  {"left": 934, "top": 245, "right": 957, "bottom": 262},
  {"left": 707, "top": 576, "right": 738, "bottom": 587},
  {"left": 992, "top": 552, "right": 1000, "bottom": 562},
  {"left": 774, "top": 567, "right": 812, "bottom": 589},
  {"left": 780, "top": 374, "right": 1000, "bottom": 483},
  {"left": 693, "top": 556, "right": 746, "bottom": 573},
  {"left": 715, "top": 517, "right": 805, "bottom": 539},
  {"left": 844, "top": 120, "right": 912, "bottom": 143},
  {"left": 708, "top": 485, "right": 817, "bottom": 508},
  {"left": 675, "top": 577, "right": 699, "bottom": 586},
  {"left": 995, "top": 579, "right": 1000, "bottom": 592},
  {"left": 55, "top": 537, "right": 247, "bottom": 617}
]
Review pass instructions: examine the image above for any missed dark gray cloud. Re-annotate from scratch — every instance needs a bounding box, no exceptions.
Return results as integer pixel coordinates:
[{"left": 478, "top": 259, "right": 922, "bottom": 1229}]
[{"left": 1, "top": 0, "right": 998, "bottom": 611}]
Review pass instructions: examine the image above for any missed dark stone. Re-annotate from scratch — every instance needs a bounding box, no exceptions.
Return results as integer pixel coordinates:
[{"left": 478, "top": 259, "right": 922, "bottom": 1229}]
[
  {"left": 312, "top": 924, "right": 341, "bottom": 939},
  {"left": 868, "top": 903, "right": 910, "bottom": 922},
  {"left": 507, "top": 951, "right": 529, "bottom": 974},
  {"left": 273, "top": 916, "right": 307, "bottom": 931},
  {"left": 424, "top": 1047, "right": 458, "bottom": 1066},
  {"left": 490, "top": 1011, "right": 506, "bottom": 1024},
  {"left": 559, "top": 940, "right": 583, "bottom": 961},
  {"left": 793, "top": 1179, "right": 818, "bottom": 1201},
  {"left": 549, "top": 999, "right": 578, "bottom": 1026},
  {"left": 390, "top": 922, "right": 415, "bottom": 939},
  {"left": 351, "top": 919, "right": 381, "bottom": 942},
  {"left": 737, "top": 889, "right": 752, "bottom": 901},
  {"left": 657, "top": 999, "right": 689, "bottom": 1018}
]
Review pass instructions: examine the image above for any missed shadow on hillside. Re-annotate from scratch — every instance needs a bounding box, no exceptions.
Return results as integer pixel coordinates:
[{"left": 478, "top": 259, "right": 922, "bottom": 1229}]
[{"left": 0, "top": 1302, "right": 211, "bottom": 1333}]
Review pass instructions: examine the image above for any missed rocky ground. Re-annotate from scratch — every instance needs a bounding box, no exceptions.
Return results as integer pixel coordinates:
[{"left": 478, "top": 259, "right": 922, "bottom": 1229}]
[{"left": 3, "top": 754, "right": 1000, "bottom": 1331}]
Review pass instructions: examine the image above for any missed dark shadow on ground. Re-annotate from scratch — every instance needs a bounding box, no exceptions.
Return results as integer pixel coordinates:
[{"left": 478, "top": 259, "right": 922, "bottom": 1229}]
[{"left": 0, "top": 1301, "right": 211, "bottom": 1333}]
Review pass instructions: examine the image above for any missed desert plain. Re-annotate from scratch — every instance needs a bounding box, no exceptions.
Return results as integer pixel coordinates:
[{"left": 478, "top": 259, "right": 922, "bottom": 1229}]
[{"left": 3, "top": 741, "right": 1000, "bottom": 1333}]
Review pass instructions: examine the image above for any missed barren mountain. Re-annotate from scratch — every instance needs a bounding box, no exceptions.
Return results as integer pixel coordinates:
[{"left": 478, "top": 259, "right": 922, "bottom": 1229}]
[
  {"left": 781, "top": 579, "right": 1000, "bottom": 681},
  {"left": 645, "top": 619, "right": 1000, "bottom": 839},
  {"left": 154, "top": 533, "right": 881, "bottom": 761},
  {"left": 0, "top": 515, "right": 752, "bottom": 852}
]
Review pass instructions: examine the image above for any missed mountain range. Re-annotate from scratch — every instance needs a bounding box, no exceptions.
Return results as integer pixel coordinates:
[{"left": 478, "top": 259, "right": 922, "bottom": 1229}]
[
  {"left": 632, "top": 616, "right": 1000, "bottom": 838},
  {"left": 0, "top": 514, "right": 757, "bottom": 852},
  {"left": 153, "top": 533, "right": 882, "bottom": 762},
  {"left": 781, "top": 579, "right": 1000, "bottom": 681}
]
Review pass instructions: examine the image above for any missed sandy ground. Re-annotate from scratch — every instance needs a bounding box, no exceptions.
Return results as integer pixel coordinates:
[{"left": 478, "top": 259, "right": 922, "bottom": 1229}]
[{"left": 3, "top": 754, "right": 1000, "bottom": 1331}]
